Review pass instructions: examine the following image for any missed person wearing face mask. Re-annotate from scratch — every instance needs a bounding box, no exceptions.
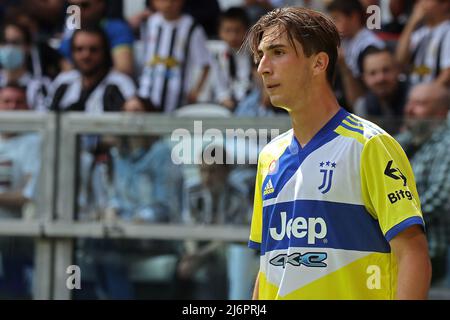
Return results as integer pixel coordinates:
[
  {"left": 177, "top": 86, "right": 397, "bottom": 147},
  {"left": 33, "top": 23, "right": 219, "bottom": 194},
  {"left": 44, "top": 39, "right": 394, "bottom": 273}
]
[
  {"left": 3, "top": 7, "right": 63, "bottom": 80},
  {"left": 0, "top": 22, "right": 51, "bottom": 112}
]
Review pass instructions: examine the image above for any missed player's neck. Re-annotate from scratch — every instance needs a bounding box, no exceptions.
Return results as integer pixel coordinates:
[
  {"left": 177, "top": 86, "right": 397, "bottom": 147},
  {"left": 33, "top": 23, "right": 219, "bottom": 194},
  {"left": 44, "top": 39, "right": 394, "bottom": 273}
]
[{"left": 289, "top": 87, "right": 340, "bottom": 148}]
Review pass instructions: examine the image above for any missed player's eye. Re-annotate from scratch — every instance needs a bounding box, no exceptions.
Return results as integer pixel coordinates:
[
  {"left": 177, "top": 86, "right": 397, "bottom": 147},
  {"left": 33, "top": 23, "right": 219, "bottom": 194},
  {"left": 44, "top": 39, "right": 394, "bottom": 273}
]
[
  {"left": 274, "top": 49, "right": 284, "bottom": 56},
  {"left": 255, "top": 54, "right": 262, "bottom": 66}
]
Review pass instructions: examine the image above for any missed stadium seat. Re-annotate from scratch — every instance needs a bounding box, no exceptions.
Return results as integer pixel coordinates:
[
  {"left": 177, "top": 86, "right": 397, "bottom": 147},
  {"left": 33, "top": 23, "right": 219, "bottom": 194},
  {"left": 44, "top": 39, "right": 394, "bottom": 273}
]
[{"left": 174, "top": 103, "right": 232, "bottom": 117}]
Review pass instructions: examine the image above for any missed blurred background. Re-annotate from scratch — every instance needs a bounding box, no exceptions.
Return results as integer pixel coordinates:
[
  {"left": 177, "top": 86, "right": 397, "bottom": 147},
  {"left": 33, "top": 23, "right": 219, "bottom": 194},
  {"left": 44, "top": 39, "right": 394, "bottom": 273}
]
[{"left": 0, "top": 0, "right": 449, "bottom": 299}]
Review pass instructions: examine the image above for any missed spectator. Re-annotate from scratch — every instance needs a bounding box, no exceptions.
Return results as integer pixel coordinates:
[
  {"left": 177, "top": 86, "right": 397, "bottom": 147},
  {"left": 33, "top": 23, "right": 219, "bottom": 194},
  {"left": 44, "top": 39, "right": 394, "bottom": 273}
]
[
  {"left": 59, "top": 0, "right": 135, "bottom": 76},
  {"left": 138, "top": 0, "right": 211, "bottom": 113},
  {"left": 3, "top": 6, "right": 63, "bottom": 79},
  {"left": 0, "top": 82, "right": 29, "bottom": 110},
  {"left": 0, "top": 22, "right": 51, "bottom": 111},
  {"left": 395, "top": 82, "right": 450, "bottom": 285},
  {"left": 0, "top": 84, "right": 41, "bottom": 299},
  {"left": 212, "top": 7, "right": 254, "bottom": 110},
  {"left": 354, "top": 47, "right": 408, "bottom": 134},
  {"left": 49, "top": 26, "right": 136, "bottom": 113},
  {"left": 327, "top": 0, "right": 385, "bottom": 108},
  {"left": 82, "top": 95, "right": 184, "bottom": 299},
  {"left": 234, "top": 66, "right": 276, "bottom": 116},
  {"left": 21, "top": 0, "right": 65, "bottom": 40},
  {"left": 377, "top": 0, "right": 409, "bottom": 42},
  {"left": 107, "top": 96, "right": 182, "bottom": 224},
  {"left": 178, "top": 146, "right": 254, "bottom": 299},
  {"left": 183, "top": 0, "right": 222, "bottom": 38},
  {"left": 396, "top": 0, "right": 450, "bottom": 87}
]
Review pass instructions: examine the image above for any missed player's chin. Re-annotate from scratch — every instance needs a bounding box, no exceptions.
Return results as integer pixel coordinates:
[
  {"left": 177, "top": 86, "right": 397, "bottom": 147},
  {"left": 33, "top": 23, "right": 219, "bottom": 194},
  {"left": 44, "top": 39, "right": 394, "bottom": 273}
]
[
  {"left": 269, "top": 96, "right": 287, "bottom": 110},
  {"left": 268, "top": 94, "right": 281, "bottom": 106}
]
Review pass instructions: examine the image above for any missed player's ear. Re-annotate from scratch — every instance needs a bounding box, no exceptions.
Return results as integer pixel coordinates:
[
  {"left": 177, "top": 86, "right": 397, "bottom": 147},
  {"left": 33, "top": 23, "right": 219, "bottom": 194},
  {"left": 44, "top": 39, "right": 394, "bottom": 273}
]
[{"left": 312, "top": 52, "right": 329, "bottom": 77}]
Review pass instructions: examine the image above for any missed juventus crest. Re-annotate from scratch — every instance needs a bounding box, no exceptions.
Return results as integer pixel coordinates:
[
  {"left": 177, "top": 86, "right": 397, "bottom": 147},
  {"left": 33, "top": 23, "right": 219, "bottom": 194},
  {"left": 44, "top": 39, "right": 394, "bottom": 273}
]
[{"left": 318, "top": 161, "right": 336, "bottom": 194}]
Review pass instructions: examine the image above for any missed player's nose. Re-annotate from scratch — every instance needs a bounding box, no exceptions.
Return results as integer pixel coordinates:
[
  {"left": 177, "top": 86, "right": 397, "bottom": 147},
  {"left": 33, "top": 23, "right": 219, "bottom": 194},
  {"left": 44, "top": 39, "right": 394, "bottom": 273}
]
[{"left": 257, "top": 55, "right": 272, "bottom": 76}]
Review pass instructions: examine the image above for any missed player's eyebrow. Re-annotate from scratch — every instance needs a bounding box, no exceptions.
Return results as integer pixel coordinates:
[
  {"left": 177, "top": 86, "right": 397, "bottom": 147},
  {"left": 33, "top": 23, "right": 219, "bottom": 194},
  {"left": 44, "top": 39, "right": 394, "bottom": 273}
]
[{"left": 257, "top": 44, "right": 288, "bottom": 56}]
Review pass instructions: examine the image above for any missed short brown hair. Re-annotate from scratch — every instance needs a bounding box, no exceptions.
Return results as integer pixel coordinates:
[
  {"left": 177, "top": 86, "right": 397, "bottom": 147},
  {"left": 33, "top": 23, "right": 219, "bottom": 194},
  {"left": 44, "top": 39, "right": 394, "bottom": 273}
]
[{"left": 244, "top": 7, "right": 341, "bottom": 84}]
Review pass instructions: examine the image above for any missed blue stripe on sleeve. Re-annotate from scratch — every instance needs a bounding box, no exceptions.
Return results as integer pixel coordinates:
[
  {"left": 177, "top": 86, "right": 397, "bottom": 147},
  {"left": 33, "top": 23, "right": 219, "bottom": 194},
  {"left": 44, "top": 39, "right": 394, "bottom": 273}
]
[
  {"left": 385, "top": 216, "right": 425, "bottom": 242},
  {"left": 340, "top": 122, "right": 365, "bottom": 135}
]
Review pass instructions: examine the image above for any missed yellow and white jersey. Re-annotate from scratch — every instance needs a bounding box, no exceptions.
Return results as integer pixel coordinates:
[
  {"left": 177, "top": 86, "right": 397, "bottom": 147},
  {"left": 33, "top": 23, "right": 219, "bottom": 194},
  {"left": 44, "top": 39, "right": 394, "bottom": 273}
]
[{"left": 249, "top": 108, "right": 424, "bottom": 300}]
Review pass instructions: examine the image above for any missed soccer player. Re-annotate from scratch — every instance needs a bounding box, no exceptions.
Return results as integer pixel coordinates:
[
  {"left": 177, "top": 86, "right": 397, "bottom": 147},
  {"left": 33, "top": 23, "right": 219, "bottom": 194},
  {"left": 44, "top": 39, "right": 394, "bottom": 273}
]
[{"left": 246, "top": 7, "right": 431, "bottom": 300}]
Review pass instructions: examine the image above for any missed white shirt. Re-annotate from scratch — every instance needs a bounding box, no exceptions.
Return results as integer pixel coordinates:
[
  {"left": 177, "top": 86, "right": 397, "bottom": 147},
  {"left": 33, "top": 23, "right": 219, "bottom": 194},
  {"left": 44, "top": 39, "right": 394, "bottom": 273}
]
[
  {"left": 410, "top": 20, "right": 450, "bottom": 85},
  {"left": 49, "top": 70, "right": 136, "bottom": 113},
  {"left": 210, "top": 43, "right": 254, "bottom": 103},
  {"left": 138, "top": 13, "right": 211, "bottom": 113}
]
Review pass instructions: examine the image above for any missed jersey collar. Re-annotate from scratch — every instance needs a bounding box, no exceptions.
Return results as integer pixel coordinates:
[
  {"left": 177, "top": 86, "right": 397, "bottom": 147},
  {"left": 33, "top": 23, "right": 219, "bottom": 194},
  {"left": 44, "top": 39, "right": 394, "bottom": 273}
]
[{"left": 290, "top": 107, "right": 349, "bottom": 154}]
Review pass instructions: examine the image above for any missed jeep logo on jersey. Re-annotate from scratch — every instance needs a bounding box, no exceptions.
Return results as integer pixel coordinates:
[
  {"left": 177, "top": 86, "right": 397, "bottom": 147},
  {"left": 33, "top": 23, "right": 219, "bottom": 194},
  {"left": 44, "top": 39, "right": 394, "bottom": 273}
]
[
  {"left": 270, "top": 252, "right": 328, "bottom": 268},
  {"left": 318, "top": 161, "right": 336, "bottom": 194},
  {"left": 269, "top": 211, "right": 327, "bottom": 244},
  {"left": 384, "top": 160, "right": 407, "bottom": 186}
]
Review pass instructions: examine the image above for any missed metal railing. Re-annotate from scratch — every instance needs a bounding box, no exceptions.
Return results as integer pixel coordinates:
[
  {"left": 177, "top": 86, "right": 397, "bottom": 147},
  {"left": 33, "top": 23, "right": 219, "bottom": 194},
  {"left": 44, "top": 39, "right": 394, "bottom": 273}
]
[
  {"left": 2, "top": 112, "right": 449, "bottom": 299},
  {"left": 0, "top": 111, "right": 292, "bottom": 299}
]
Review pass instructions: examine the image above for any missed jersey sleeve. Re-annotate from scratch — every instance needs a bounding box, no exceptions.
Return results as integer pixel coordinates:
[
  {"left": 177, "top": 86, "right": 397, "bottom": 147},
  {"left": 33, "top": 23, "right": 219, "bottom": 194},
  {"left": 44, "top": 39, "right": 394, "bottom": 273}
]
[
  {"left": 58, "top": 36, "right": 71, "bottom": 60},
  {"left": 360, "top": 134, "right": 425, "bottom": 242},
  {"left": 106, "top": 19, "right": 134, "bottom": 49},
  {"left": 248, "top": 152, "right": 265, "bottom": 251}
]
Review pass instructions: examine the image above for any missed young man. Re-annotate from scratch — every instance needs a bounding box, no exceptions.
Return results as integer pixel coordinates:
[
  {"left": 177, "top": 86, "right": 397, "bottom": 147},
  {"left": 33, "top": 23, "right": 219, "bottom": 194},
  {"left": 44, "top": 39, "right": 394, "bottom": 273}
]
[{"left": 246, "top": 7, "right": 431, "bottom": 300}]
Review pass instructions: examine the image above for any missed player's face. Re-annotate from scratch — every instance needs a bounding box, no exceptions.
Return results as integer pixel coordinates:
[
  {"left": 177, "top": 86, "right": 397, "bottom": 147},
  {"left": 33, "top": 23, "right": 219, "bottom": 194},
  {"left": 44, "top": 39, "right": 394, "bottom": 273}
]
[
  {"left": 256, "top": 27, "right": 314, "bottom": 112},
  {"left": 72, "top": 32, "right": 105, "bottom": 76},
  {"left": 362, "top": 52, "right": 399, "bottom": 99},
  {"left": 219, "top": 19, "right": 247, "bottom": 50}
]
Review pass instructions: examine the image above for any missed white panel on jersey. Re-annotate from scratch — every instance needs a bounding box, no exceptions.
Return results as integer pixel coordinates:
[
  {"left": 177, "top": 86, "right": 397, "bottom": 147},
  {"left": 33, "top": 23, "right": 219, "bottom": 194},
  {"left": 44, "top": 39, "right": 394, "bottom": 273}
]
[{"left": 262, "top": 135, "right": 364, "bottom": 207}]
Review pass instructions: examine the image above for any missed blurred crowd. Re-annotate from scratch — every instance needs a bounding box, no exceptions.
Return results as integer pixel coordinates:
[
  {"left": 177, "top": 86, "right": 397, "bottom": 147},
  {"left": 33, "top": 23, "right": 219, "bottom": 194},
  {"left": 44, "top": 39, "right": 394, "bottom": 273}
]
[{"left": 0, "top": 0, "right": 449, "bottom": 299}]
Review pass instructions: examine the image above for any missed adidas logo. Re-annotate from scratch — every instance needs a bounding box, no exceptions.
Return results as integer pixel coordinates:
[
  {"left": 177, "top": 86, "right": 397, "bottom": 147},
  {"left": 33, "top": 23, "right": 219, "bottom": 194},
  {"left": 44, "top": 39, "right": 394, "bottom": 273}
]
[{"left": 263, "top": 179, "right": 274, "bottom": 195}]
